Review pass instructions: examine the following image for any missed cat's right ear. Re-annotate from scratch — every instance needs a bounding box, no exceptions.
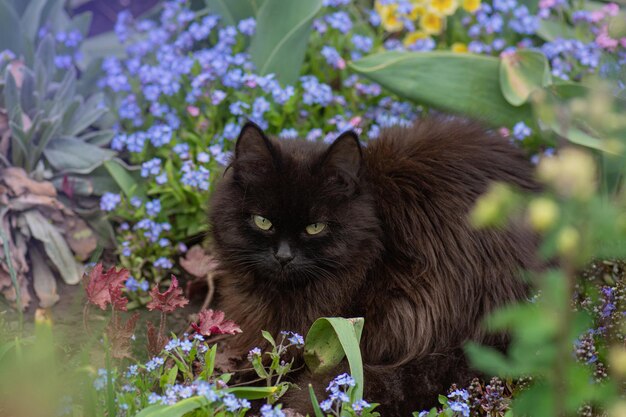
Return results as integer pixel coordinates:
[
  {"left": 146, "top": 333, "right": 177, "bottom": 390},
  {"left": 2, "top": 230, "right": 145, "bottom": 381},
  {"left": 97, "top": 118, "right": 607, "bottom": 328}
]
[{"left": 233, "top": 122, "right": 278, "bottom": 179}]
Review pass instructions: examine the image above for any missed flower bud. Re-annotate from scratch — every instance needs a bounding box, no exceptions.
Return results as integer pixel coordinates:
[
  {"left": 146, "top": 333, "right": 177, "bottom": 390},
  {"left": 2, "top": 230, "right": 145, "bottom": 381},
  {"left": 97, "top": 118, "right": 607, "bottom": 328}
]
[{"left": 527, "top": 197, "right": 559, "bottom": 232}]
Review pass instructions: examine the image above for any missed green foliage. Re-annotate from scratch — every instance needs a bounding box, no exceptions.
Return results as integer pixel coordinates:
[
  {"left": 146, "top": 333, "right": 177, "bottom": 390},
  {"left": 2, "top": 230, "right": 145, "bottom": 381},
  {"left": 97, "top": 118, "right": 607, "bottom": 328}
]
[
  {"left": 349, "top": 51, "right": 534, "bottom": 127},
  {"left": 249, "top": 0, "right": 323, "bottom": 85},
  {"left": 204, "top": 0, "right": 265, "bottom": 26},
  {"left": 499, "top": 50, "right": 552, "bottom": 106},
  {"left": 304, "top": 317, "right": 365, "bottom": 402}
]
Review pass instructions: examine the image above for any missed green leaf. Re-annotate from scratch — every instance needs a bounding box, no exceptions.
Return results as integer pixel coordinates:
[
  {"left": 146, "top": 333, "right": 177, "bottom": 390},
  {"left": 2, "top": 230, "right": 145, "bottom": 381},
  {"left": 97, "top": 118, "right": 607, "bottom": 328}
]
[
  {"left": 134, "top": 396, "right": 206, "bottom": 417},
  {"left": 20, "top": 0, "right": 47, "bottom": 44},
  {"left": 204, "top": 344, "right": 218, "bottom": 378},
  {"left": 309, "top": 384, "right": 326, "bottom": 417},
  {"left": 43, "top": 137, "right": 116, "bottom": 174},
  {"left": 226, "top": 386, "right": 278, "bottom": 400},
  {"left": 249, "top": 0, "right": 322, "bottom": 85},
  {"left": 500, "top": 50, "right": 551, "bottom": 106},
  {"left": 536, "top": 19, "right": 577, "bottom": 42},
  {"left": 22, "top": 210, "right": 81, "bottom": 285},
  {"left": 79, "top": 129, "right": 115, "bottom": 146},
  {"left": 78, "top": 31, "right": 127, "bottom": 70},
  {"left": 262, "top": 330, "right": 276, "bottom": 347},
  {"left": 204, "top": 0, "right": 266, "bottom": 26},
  {"left": 0, "top": 0, "right": 23, "bottom": 55},
  {"left": 103, "top": 159, "right": 146, "bottom": 200},
  {"left": 304, "top": 317, "right": 365, "bottom": 401},
  {"left": 464, "top": 342, "right": 516, "bottom": 376},
  {"left": 350, "top": 51, "right": 533, "bottom": 127}
]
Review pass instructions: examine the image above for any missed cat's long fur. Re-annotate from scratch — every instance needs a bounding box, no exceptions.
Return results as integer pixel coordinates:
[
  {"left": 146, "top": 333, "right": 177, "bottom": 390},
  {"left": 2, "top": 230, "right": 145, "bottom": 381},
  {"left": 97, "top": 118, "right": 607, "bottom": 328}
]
[{"left": 209, "top": 116, "right": 539, "bottom": 415}]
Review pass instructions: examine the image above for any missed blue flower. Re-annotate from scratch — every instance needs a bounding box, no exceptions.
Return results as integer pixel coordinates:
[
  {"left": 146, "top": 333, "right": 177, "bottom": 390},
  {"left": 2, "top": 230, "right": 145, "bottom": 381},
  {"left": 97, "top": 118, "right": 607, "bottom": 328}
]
[
  {"left": 448, "top": 389, "right": 470, "bottom": 401},
  {"left": 93, "top": 369, "right": 114, "bottom": 391},
  {"left": 352, "top": 34, "right": 373, "bottom": 52},
  {"left": 180, "top": 339, "right": 193, "bottom": 352},
  {"left": 100, "top": 192, "right": 121, "bottom": 211},
  {"left": 126, "top": 276, "right": 140, "bottom": 291},
  {"left": 141, "top": 158, "right": 162, "bottom": 177},
  {"left": 237, "top": 18, "right": 256, "bottom": 36},
  {"left": 229, "top": 100, "right": 250, "bottom": 116},
  {"left": 173, "top": 143, "right": 190, "bottom": 159},
  {"left": 512, "top": 121, "right": 532, "bottom": 140},
  {"left": 320, "top": 399, "right": 333, "bottom": 411},
  {"left": 146, "top": 357, "right": 165, "bottom": 372},
  {"left": 352, "top": 399, "right": 371, "bottom": 413},
  {"left": 260, "top": 404, "right": 286, "bottom": 417},
  {"left": 306, "top": 128, "right": 323, "bottom": 141},
  {"left": 146, "top": 199, "right": 161, "bottom": 217},
  {"left": 165, "top": 338, "right": 180, "bottom": 351},
  {"left": 449, "top": 401, "right": 470, "bottom": 417},
  {"left": 148, "top": 393, "right": 163, "bottom": 404},
  {"left": 325, "top": 11, "right": 352, "bottom": 33},
  {"left": 300, "top": 76, "right": 333, "bottom": 106},
  {"left": 223, "top": 122, "right": 241, "bottom": 140},
  {"left": 140, "top": 280, "right": 150, "bottom": 291},
  {"left": 280, "top": 128, "right": 299, "bottom": 139},
  {"left": 321, "top": 45, "right": 345, "bottom": 69},
  {"left": 125, "top": 365, "right": 138, "bottom": 377},
  {"left": 154, "top": 257, "right": 173, "bottom": 269},
  {"left": 54, "top": 55, "right": 73, "bottom": 69}
]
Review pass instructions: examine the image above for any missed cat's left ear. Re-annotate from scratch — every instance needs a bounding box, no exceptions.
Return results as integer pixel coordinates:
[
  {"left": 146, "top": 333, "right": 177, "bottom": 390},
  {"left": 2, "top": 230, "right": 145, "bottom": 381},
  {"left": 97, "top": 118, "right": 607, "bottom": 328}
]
[{"left": 321, "top": 130, "right": 363, "bottom": 183}]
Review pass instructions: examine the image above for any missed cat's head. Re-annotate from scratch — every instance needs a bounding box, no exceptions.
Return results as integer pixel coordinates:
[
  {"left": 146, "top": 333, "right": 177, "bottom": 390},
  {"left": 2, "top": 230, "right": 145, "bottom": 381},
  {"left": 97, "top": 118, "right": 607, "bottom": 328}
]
[{"left": 209, "top": 122, "right": 382, "bottom": 290}]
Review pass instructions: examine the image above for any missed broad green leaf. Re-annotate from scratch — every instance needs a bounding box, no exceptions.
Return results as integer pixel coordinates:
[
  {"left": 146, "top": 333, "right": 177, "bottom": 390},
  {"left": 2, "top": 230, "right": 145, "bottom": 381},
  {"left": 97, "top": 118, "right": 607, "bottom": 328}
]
[
  {"left": 204, "top": 0, "right": 266, "bottom": 26},
  {"left": 304, "top": 317, "right": 365, "bottom": 401},
  {"left": 249, "top": 0, "right": 322, "bottom": 85},
  {"left": 0, "top": 0, "right": 22, "bottom": 55},
  {"left": 536, "top": 19, "right": 577, "bottom": 42},
  {"left": 350, "top": 51, "right": 534, "bottom": 127},
  {"left": 30, "top": 245, "right": 60, "bottom": 308},
  {"left": 226, "top": 386, "right": 278, "bottom": 399},
  {"left": 43, "top": 137, "right": 116, "bottom": 174},
  {"left": 103, "top": 158, "right": 146, "bottom": 200},
  {"left": 20, "top": 0, "right": 47, "bottom": 43},
  {"left": 134, "top": 396, "right": 206, "bottom": 417},
  {"left": 22, "top": 210, "right": 81, "bottom": 285},
  {"left": 80, "top": 129, "right": 115, "bottom": 146},
  {"left": 500, "top": 50, "right": 551, "bottom": 106}
]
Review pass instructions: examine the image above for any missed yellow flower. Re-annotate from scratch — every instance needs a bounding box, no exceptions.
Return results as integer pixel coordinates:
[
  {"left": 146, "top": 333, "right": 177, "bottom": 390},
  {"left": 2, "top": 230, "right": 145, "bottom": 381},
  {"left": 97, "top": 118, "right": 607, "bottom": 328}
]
[
  {"left": 420, "top": 11, "right": 444, "bottom": 34},
  {"left": 407, "top": 4, "right": 426, "bottom": 19},
  {"left": 451, "top": 42, "right": 468, "bottom": 52},
  {"left": 404, "top": 31, "right": 429, "bottom": 46},
  {"left": 462, "top": 0, "right": 481, "bottom": 13},
  {"left": 430, "top": 0, "right": 458, "bottom": 16},
  {"left": 376, "top": 3, "right": 404, "bottom": 32}
]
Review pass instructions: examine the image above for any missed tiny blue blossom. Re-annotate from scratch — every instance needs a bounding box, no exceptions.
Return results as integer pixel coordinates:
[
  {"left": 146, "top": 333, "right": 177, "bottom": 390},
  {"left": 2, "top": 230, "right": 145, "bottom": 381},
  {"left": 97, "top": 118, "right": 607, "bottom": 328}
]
[
  {"left": 154, "top": 257, "right": 173, "bottom": 269},
  {"left": 512, "top": 121, "right": 532, "bottom": 140},
  {"left": 146, "top": 199, "right": 161, "bottom": 217},
  {"left": 237, "top": 18, "right": 256, "bottom": 36},
  {"left": 100, "top": 192, "right": 121, "bottom": 211}
]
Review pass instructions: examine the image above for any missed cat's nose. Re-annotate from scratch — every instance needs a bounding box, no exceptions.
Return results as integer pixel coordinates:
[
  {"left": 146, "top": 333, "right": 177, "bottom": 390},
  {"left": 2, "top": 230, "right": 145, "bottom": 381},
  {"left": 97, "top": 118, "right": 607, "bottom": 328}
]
[{"left": 274, "top": 240, "right": 294, "bottom": 265}]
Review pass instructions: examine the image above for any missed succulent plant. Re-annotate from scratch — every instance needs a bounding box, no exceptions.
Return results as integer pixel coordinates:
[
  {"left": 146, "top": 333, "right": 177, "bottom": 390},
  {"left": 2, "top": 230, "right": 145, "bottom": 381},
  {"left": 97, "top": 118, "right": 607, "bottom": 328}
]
[{"left": 0, "top": 31, "right": 119, "bottom": 309}]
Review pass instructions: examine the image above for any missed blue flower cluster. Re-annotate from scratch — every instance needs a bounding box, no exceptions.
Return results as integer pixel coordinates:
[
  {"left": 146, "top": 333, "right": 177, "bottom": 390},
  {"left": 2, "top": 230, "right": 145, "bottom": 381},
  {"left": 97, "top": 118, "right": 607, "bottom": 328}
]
[{"left": 318, "top": 373, "right": 372, "bottom": 415}]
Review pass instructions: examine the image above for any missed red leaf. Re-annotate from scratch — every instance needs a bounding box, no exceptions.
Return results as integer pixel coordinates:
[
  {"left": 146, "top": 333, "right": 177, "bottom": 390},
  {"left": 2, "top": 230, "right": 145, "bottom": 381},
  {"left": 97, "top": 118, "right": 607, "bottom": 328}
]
[
  {"left": 109, "top": 284, "right": 128, "bottom": 311},
  {"left": 191, "top": 309, "right": 242, "bottom": 337},
  {"left": 107, "top": 312, "right": 139, "bottom": 359},
  {"left": 147, "top": 275, "right": 189, "bottom": 313},
  {"left": 83, "top": 263, "right": 129, "bottom": 310}
]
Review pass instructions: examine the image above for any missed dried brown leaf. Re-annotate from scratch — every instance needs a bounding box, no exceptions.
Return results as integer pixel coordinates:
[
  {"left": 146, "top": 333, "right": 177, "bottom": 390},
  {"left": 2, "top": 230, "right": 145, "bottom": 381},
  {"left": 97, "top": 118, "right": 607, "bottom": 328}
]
[
  {"left": 180, "top": 245, "right": 218, "bottom": 278},
  {"left": 146, "top": 320, "right": 167, "bottom": 357},
  {"left": 62, "top": 217, "right": 97, "bottom": 261},
  {"left": 107, "top": 312, "right": 140, "bottom": 360},
  {"left": 1, "top": 167, "right": 56, "bottom": 197}
]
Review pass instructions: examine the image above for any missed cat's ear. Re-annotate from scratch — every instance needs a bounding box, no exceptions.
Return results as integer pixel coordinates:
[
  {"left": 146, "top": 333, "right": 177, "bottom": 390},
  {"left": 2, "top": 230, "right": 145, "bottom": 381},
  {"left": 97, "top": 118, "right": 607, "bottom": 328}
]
[
  {"left": 322, "top": 130, "right": 363, "bottom": 181},
  {"left": 233, "top": 121, "right": 277, "bottom": 177}
]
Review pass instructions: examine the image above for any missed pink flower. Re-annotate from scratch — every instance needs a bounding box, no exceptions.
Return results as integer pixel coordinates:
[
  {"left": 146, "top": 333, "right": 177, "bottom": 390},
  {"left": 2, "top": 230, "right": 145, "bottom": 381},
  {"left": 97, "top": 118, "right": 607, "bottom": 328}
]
[
  {"left": 349, "top": 116, "right": 362, "bottom": 127},
  {"left": 337, "top": 58, "right": 346, "bottom": 70},
  {"left": 596, "top": 25, "right": 618, "bottom": 51},
  {"left": 186, "top": 106, "right": 200, "bottom": 117},
  {"left": 499, "top": 127, "right": 511, "bottom": 138},
  {"left": 603, "top": 3, "right": 619, "bottom": 16},
  {"left": 620, "top": 38, "right": 626, "bottom": 48},
  {"left": 539, "top": 0, "right": 556, "bottom": 9}
]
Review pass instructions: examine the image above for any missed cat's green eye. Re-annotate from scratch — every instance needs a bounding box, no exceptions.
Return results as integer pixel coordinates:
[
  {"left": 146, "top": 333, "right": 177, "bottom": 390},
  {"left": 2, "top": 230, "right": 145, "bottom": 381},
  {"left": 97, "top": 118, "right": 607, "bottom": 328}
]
[
  {"left": 253, "top": 215, "right": 273, "bottom": 231},
  {"left": 305, "top": 222, "right": 327, "bottom": 235}
]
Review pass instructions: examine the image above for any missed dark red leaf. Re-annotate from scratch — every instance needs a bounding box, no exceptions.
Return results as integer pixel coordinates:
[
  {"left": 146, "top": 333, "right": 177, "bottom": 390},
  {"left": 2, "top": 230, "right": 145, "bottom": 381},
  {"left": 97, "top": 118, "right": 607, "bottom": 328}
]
[
  {"left": 83, "top": 263, "right": 129, "bottom": 310},
  {"left": 147, "top": 275, "right": 189, "bottom": 313},
  {"left": 146, "top": 320, "right": 167, "bottom": 357},
  {"left": 107, "top": 312, "right": 139, "bottom": 359},
  {"left": 191, "top": 309, "right": 242, "bottom": 337},
  {"left": 109, "top": 284, "right": 128, "bottom": 311}
]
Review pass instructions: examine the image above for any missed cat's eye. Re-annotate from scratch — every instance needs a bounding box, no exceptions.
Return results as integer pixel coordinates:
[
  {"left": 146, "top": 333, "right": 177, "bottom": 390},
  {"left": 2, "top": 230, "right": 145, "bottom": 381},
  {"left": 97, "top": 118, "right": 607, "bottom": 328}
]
[
  {"left": 305, "top": 222, "right": 327, "bottom": 235},
  {"left": 252, "top": 215, "right": 273, "bottom": 231}
]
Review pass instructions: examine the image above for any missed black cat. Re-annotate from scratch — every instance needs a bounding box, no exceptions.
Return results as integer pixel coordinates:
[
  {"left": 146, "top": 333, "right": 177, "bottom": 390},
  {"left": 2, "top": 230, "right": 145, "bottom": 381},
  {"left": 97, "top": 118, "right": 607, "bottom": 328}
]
[{"left": 208, "top": 117, "right": 539, "bottom": 415}]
